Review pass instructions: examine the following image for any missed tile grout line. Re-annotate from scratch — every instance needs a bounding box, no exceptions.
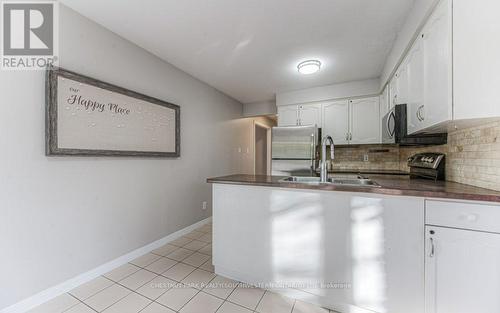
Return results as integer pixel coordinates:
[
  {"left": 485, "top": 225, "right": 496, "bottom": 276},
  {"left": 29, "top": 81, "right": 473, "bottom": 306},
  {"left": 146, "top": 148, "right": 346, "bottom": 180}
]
[
  {"left": 65, "top": 293, "right": 99, "bottom": 313},
  {"left": 64, "top": 225, "right": 276, "bottom": 313}
]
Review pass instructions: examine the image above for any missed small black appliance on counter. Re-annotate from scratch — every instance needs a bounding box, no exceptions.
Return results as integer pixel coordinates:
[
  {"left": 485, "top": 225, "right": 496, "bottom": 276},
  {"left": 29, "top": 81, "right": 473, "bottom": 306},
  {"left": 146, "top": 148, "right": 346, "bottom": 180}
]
[{"left": 407, "top": 153, "right": 445, "bottom": 181}]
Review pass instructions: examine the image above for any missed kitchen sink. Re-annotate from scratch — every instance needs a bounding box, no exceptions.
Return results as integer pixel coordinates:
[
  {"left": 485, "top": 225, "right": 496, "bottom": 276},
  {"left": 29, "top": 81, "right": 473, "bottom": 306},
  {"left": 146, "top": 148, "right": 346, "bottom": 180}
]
[
  {"left": 280, "top": 176, "right": 322, "bottom": 183},
  {"left": 328, "top": 178, "right": 381, "bottom": 187},
  {"left": 279, "top": 175, "right": 381, "bottom": 187}
]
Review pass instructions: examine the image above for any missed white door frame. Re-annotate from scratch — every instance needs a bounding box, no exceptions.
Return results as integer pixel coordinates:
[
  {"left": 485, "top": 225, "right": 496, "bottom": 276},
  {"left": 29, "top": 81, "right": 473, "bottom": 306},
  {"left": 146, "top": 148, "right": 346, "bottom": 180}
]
[{"left": 253, "top": 121, "right": 272, "bottom": 175}]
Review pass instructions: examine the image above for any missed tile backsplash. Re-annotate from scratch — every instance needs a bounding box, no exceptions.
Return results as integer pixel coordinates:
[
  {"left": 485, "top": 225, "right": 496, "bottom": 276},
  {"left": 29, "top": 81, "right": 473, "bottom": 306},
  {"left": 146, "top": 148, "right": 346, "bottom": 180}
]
[{"left": 332, "top": 119, "right": 500, "bottom": 191}]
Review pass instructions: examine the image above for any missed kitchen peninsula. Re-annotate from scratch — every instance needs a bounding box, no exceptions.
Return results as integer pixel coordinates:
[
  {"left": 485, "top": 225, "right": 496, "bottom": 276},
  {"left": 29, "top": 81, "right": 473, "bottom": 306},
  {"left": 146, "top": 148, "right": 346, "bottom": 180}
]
[{"left": 207, "top": 174, "right": 500, "bottom": 313}]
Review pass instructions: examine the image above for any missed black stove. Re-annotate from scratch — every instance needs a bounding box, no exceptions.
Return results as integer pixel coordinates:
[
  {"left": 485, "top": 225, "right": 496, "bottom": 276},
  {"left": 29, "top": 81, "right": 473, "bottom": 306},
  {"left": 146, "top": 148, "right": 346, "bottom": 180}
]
[{"left": 407, "top": 153, "right": 445, "bottom": 181}]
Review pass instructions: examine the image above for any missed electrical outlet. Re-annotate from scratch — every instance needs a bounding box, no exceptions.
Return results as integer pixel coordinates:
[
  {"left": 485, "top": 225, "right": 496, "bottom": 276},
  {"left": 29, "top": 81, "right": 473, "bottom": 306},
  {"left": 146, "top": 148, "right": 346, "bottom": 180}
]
[
  {"left": 202, "top": 201, "right": 207, "bottom": 210},
  {"left": 363, "top": 154, "right": 369, "bottom": 162}
]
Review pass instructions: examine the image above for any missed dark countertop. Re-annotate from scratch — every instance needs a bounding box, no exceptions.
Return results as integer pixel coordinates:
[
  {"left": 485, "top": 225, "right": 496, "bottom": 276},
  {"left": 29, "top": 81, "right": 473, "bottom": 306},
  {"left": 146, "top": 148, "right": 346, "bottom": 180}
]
[
  {"left": 207, "top": 174, "right": 500, "bottom": 203},
  {"left": 326, "top": 169, "right": 409, "bottom": 175}
]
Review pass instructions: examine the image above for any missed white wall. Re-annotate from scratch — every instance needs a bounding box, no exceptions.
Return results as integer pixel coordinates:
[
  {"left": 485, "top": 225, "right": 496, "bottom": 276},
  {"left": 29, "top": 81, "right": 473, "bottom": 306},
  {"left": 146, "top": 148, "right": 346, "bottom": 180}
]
[
  {"left": 380, "top": 0, "right": 439, "bottom": 88},
  {"left": 0, "top": 5, "right": 244, "bottom": 310},
  {"left": 242, "top": 100, "right": 277, "bottom": 117},
  {"left": 276, "top": 78, "right": 380, "bottom": 106}
]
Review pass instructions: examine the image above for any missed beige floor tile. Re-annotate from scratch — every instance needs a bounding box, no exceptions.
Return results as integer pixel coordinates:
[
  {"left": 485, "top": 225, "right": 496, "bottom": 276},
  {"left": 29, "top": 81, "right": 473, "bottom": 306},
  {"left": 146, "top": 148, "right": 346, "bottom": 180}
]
[
  {"left": 63, "top": 303, "right": 95, "bottom": 313},
  {"left": 292, "top": 300, "right": 330, "bottom": 313},
  {"left": 198, "top": 233, "right": 212, "bottom": 243},
  {"left": 145, "top": 257, "right": 177, "bottom": 274},
  {"left": 199, "top": 258, "right": 214, "bottom": 273},
  {"left": 217, "top": 301, "right": 254, "bottom": 313},
  {"left": 256, "top": 291, "right": 295, "bottom": 313},
  {"left": 184, "top": 231, "right": 205, "bottom": 240},
  {"left": 198, "top": 224, "right": 212, "bottom": 233},
  {"left": 161, "top": 262, "right": 197, "bottom": 281},
  {"left": 203, "top": 275, "right": 238, "bottom": 299},
  {"left": 179, "top": 292, "right": 223, "bottom": 313},
  {"left": 102, "top": 292, "right": 151, "bottom": 313},
  {"left": 182, "top": 252, "right": 211, "bottom": 267},
  {"left": 228, "top": 284, "right": 266, "bottom": 310},
  {"left": 84, "top": 284, "right": 130, "bottom": 312},
  {"left": 70, "top": 276, "right": 114, "bottom": 300},
  {"left": 136, "top": 276, "right": 176, "bottom": 300},
  {"left": 181, "top": 269, "right": 216, "bottom": 289},
  {"left": 130, "top": 253, "right": 161, "bottom": 268},
  {"left": 151, "top": 244, "right": 178, "bottom": 256},
  {"left": 140, "top": 302, "right": 176, "bottom": 313},
  {"left": 166, "top": 247, "right": 194, "bottom": 261},
  {"left": 183, "top": 240, "right": 208, "bottom": 251},
  {"left": 170, "top": 236, "right": 193, "bottom": 247},
  {"left": 27, "top": 293, "right": 79, "bottom": 313},
  {"left": 198, "top": 244, "right": 212, "bottom": 256},
  {"left": 104, "top": 263, "right": 140, "bottom": 282},
  {"left": 155, "top": 283, "right": 198, "bottom": 311},
  {"left": 119, "top": 269, "right": 157, "bottom": 290}
]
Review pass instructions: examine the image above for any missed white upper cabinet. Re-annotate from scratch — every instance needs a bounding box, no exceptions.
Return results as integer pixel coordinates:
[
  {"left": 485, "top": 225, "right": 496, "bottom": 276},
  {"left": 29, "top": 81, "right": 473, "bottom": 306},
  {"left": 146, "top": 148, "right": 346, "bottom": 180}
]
[
  {"left": 298, "top": 104, "right": 321, "bottom": 127},
  {"left": 277, "top": 104, "right": 321, "bottom": 127},
  {"left": 406, "top": 36, "right": 426, "bottom": 134},
  {"left": 277, "top": 105, "right": 298, "bottom": 126},
  {"left": 350, "top": 97, "right": 381, "bottom": 144},
  {"left": 322, "top": 100, "right": 350, "bottom": 144},
  {"left": 453, "top": 0, "right": 500, "bottom": 120},
  {"left": 379, "top": 84, "right": 390, "bottom": 118},
  {"left": 421, "top": 0, "right": 452, "bottom": 130},
  {"left": 389, "top": 75, "right": 398, "bottom": 109},
  {"left": 322, "top": 97, "right": 380, "bottom": 145},
  {"left": 392, "top": 0, "right": 500, "bottom": 133},
  {"left": 394, "top": 64, "right": 409, "bottom": 105}
]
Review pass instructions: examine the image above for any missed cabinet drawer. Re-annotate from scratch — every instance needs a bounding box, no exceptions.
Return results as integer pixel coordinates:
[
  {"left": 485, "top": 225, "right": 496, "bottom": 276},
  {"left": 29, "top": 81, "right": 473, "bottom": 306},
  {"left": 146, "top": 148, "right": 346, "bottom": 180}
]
[{"left": 426, "top": 200, "right": 500, "bottom": 233}]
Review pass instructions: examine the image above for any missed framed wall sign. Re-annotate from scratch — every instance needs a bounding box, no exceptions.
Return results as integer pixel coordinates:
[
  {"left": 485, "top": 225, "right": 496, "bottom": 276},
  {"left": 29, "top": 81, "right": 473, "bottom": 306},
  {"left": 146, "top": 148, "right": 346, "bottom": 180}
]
[{"left": 45, "top": 66, "right": 180, "bottom": 157}]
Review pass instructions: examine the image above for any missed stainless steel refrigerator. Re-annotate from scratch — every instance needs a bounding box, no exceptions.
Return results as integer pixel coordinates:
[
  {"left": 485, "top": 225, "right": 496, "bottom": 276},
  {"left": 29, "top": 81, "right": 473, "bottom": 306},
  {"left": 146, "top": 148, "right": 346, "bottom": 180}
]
[{"left": 271, "top": 125, "right": 319, "bottom": 176}]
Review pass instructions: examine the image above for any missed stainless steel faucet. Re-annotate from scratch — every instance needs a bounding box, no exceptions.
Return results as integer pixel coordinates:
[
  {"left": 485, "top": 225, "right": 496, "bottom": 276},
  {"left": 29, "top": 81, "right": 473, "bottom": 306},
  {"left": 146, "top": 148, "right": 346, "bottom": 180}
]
[{"left": 320, "top": 135, "right": 335, "bottom": 183}]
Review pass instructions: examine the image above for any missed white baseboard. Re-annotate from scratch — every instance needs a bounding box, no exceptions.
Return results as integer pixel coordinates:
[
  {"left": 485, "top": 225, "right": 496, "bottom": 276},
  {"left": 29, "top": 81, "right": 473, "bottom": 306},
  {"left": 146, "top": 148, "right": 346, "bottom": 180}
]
[{"left": 1, "top": 217, "right": 212, "bottom": 313}]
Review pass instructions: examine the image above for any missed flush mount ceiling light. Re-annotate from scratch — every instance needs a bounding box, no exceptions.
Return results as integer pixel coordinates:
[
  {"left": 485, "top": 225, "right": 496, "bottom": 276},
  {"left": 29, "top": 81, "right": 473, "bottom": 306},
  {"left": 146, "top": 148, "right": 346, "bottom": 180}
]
[{"left": 297, "top": 60, "right": 321, "bottom": 75}]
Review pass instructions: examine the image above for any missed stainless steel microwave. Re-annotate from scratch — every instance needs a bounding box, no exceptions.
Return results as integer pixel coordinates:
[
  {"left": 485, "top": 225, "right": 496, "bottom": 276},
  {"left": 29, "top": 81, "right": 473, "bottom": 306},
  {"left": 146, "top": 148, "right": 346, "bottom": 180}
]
[{"left": 382, "top": 104, "right": 447, "bottom": 146}]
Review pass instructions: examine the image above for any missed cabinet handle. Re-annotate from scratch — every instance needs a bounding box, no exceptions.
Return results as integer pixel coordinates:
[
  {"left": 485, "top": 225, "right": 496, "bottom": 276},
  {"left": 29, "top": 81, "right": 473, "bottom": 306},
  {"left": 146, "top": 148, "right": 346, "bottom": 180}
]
[
  {"left": 346, "top": 133, "right": 349, "bottom": 141},
  {"left": 417, "top": 105, "right": 425, "bottom": 121},
  {"left": 429, "top": 237, "right": 435, "bottom": 258}
]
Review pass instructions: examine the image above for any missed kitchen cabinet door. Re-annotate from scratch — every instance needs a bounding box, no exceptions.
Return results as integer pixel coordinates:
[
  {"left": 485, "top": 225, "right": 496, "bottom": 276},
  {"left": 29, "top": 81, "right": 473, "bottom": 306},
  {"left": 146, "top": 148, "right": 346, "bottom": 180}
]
[
  {"left": 299, "top": 104, "right": 321, "bottom": 127},
  {"left": 421, "top": 0, "right": 452, "bottom": 130},
  {"left": 277, "top": 105, "right": 298, "bottom": 126},
  {"left": 406, "top": 37, "right": 425, "bottom": 135},
  {"left": 322, "top": 100, "right": 349, "bottom": 144},
  {"left": 350, "top": 97, "right": 380, "bottom": 144},
  {"left": 389, "top": 76, "right": 398, "bottom": 109},
  {"left": 425, "top": 226, "right": 500, "bottom": 313},
  {"left": 394, "top": 66, "right": 408, "bottom": 105},
  {"left": 379, "top": 84, "right": 390, "bottom": 118}
]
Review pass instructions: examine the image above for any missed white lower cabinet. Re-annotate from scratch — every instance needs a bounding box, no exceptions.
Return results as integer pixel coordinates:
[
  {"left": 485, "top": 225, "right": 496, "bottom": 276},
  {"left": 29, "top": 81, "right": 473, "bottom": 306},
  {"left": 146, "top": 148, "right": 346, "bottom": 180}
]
[
  {"left": 213, "top": 184, "right": 425, "bottom": 313},
  {"left": 425, "top": 226, "right": 500, "bottom": 313}
]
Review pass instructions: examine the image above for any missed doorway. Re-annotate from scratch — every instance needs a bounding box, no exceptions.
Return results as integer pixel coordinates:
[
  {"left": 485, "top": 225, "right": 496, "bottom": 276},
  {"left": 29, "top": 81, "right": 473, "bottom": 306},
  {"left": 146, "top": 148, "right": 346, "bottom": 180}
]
[{"left": 254, "top": 122, "right": 271, "bottom": 175}]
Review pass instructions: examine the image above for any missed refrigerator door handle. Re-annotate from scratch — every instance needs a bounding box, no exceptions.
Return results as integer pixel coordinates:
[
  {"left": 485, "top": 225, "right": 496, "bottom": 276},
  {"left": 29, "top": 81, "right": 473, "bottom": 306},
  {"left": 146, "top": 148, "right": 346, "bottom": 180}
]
[{"left": 310, "top": 132, "right": 316, "bottom": 173}]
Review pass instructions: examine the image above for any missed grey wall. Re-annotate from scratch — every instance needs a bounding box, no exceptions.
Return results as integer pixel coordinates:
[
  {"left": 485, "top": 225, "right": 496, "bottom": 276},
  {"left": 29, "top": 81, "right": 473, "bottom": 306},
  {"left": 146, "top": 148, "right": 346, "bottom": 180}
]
[{"left": 0, "top": 5, "right": 243, "bottom": 309}]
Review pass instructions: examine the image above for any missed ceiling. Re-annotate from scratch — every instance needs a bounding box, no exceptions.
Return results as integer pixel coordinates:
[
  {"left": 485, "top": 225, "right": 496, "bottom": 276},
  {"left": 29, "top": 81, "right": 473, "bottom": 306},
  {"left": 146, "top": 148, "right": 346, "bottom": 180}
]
[{"left": 61, "top": 0, "right": 415, "bottom": 104}]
